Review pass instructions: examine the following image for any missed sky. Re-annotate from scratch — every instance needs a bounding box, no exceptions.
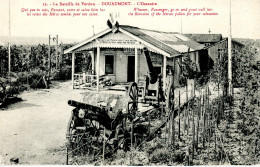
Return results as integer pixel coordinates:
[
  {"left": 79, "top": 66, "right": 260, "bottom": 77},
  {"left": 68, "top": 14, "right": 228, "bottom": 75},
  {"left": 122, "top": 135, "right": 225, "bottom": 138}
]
[{"left": 0, "top": 0, "right": 260, "bottom": 41}]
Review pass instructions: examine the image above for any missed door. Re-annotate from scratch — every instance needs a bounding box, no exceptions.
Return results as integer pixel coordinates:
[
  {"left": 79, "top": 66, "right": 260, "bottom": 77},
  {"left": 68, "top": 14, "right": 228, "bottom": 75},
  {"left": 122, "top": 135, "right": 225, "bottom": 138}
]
[{"left": 127, "top": 56, "right": 135, "bottom": 82}]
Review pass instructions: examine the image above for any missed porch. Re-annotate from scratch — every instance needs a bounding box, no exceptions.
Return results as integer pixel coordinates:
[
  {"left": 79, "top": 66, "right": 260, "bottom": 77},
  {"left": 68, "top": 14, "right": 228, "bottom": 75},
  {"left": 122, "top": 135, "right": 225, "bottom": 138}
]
[
  {"left": 65, "top": 25, "right": 203, "bottom": 94},
  {"left": 70, "top": 44, "right": 170, "bottom": 93},
  {"left": 72, "top": 71, "right": 147, "bottom": 101}
]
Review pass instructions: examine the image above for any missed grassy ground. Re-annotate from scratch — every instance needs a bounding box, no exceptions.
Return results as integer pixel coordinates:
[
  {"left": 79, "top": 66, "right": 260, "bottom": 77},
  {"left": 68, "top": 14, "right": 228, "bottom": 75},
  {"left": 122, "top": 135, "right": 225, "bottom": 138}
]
[{"left": 90, "top": 89, "right": 260, "bottom": 165}]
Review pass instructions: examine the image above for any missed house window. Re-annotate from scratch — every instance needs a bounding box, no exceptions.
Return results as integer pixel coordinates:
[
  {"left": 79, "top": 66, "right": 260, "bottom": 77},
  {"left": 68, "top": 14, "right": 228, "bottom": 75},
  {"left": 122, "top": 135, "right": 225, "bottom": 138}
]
[{"left": 105, "top": 55, "right": 114, "bottom": 74}]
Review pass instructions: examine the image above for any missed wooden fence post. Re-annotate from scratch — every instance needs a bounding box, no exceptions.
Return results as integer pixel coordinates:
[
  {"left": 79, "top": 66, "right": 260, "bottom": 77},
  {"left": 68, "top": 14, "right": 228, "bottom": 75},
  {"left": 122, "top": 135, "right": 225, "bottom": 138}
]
[
  {"left": 165, "top": 116, "right": 168, "bottom": 145},
  {"left": 209, "top": 105, "right": 211, "bottom": 140},
  {"left": 66, "top": 147, "right": 69, "bottom": 165},
  {"left": 178, "top": 90, "right": 181, "bottom": 139},
  {"left": 214, "top": 108, "right": 217, "bottom": 151},
  {"left": 102, "top": 127, "right": 106, "bottom": 165},
  {"left": 130, "top": 120, "right": 134, "bottom": 164},
  {"left": 184, "top": 84, "right": 188, "bottom": 134},
  {"left": 192, "top": 99, "right": 195, "bottom": 161},
  {"left": 207, "top": 108, "right": 209, "bottom": 163},
  {"left": 186, "top": 83, "right": 188, "bottom": 102},
  {"left": 222, "top": 90, "right": 225, "bottom": 119},
  {"left": 203, "top": 105, "right": 206, "bottom": 148},
  {"left": 202, "top": 92, "right": 205, "bottom": 117},
  {"left": 168, "top": 116, "right": 171, "bottom": 145},
  {"left": 148, "top": 112, "right": 151, "bottom": 135},
  {"left": 131, "top": 120, "right": 133, "bottom": 149},
  {"left": 207, "top": 104, "right": 211, "bottom": 163},
  {"left": 187, "top": 102, "right": 190, "bottom": 135},
  {"left": 172, "top": 111, "right": 175, "bottom": 145},
  {"left": 217, "top": 99, "right": 220, "bottom": 127},
  {"left": 196, "top": 96, "right": 201, "bottom": 149}
]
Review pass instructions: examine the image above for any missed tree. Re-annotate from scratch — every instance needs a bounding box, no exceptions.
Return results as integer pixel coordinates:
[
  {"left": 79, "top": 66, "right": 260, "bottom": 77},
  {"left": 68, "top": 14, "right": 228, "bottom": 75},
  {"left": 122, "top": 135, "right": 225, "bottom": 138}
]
[
  {"left": 0, "top": 46, "right": 8, "bottom": 77},
  {"left": 234, "top": 46, "right": 259, "bottom": 163},
  {"left": 178, "top": 52, "right": 198, "bottom": 86}
]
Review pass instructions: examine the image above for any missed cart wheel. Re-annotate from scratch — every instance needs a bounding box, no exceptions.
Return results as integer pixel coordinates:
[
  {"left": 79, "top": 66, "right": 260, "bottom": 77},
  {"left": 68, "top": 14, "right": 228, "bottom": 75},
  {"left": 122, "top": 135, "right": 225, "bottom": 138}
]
[
  {"left": 66, "top": 113, "right": 75, "bottom": 165},
  {"left": 66, "top": 113, "right": 86, "bottom": 155},
  {"left": 66, "top": 113, "right": 76, "bottom": 145},
  {"left": 120, "top": 116, "right": 133, "bottom": 151},
  {"left": 128, "top": 82, "right": 138, "bottom": 115},
  {"left": 66, "top": 112, "right": 94, "bottom": 164}
]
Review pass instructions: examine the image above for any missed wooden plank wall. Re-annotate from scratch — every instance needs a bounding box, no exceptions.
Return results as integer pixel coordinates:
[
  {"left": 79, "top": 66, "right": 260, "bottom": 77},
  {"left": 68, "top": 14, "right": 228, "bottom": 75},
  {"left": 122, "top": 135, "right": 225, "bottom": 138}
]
[{"left": 208, "top": 40, "right": 243, "bottom": 63}]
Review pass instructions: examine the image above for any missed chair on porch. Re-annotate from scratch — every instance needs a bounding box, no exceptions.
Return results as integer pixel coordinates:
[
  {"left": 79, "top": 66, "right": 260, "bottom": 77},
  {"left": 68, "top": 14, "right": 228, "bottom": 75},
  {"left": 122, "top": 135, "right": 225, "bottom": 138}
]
[
  {"left": 138, "top": 75, "right": 160, "bottom": 103},
  {"left": 91, "top": 74, "right": 112, "bottom": 87}
]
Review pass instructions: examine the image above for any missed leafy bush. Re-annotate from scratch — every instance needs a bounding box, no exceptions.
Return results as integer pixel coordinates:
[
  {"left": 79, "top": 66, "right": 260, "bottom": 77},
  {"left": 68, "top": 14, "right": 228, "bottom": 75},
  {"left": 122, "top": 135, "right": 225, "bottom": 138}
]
[
  {"left": 149, "top": 148, "right": 171, "bottom": 164},
  {"left": 236, "top": 46, "right": 260, "bottom": 164},
  {"left": 195, "top": 73, "right": 210, "bottom": 87},
  {"left": 15, "top": 69, "right": 49, "bottom": 89},
  {"left": 0, "top": 46, "right": 8, "bottom": 77},
  {"left": 172, "top": 150, "right": 185, "bottom": 163},
  {"left": 209, "top": 51, "right": 228, "bottom": 95},
  {"left": 51, "top": 65, "right": 72, "bottom": 80},
  {"left": 179, "top": 53, "right": 198, "bottom": 80}
]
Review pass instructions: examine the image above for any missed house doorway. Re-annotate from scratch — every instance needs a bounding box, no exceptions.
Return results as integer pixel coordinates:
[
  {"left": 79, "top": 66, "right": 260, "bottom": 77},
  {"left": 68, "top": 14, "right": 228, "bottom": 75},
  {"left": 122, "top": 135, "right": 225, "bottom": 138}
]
[{"left": 127, "top": 56, "right": 135, "bottom": 82}]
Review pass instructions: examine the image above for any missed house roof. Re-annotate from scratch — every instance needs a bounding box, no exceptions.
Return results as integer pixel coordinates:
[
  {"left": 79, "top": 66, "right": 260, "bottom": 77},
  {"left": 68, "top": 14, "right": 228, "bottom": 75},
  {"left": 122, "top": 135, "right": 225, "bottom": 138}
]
[
  {"left": 64, "top": 25, "right": 204, "bottom": 57},
  {"left": 120, "top": 25, "right": 204, "bottom": 53},
  {"left": 184, "top": 34, "right": 223, "bottom": 43},
  {"left": 224, "top": 38, "right": 245, "bottom": 47},
  {"left": 204, "top": 37, "right": 245, "bottom": 49}
]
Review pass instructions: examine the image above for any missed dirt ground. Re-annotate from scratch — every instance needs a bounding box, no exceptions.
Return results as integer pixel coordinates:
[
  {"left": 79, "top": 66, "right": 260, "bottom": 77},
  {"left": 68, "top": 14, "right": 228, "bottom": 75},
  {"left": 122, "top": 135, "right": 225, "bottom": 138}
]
[
  {"left": 0, "top": 81, "right": 86, "bottom": 165},
  {"left": 0, "top": 80, "right": 237, "bottom": 165}
]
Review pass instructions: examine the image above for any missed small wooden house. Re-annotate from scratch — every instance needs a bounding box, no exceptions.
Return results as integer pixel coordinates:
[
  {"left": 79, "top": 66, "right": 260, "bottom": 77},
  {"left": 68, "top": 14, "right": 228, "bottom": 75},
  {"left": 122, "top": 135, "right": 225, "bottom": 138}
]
[
  {"left": 184, "top": 34, "right": 223, "bottom": 46},
  {"left": 185, "top": 36, "right": 245, "bottom": 73},
  {"left": 205, "top": 38, "right": 245, "bottom": 63},
  {"left": 64, "top": 25, "right": 204, "bottom": 91}
]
